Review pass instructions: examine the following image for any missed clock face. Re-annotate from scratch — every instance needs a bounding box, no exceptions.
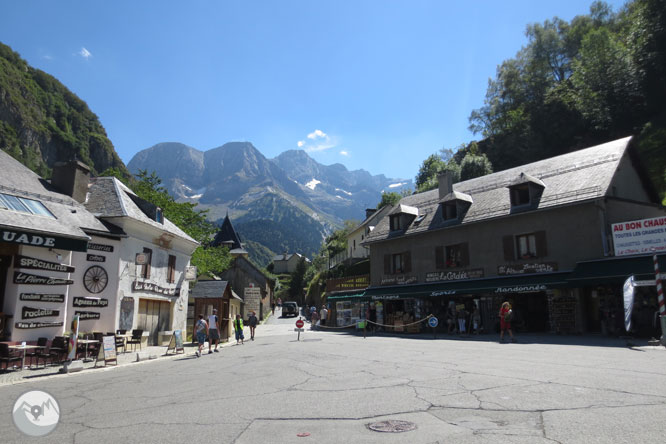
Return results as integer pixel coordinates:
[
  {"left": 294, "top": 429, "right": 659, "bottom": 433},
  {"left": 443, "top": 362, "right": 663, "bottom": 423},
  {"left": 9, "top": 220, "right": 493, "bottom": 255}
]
[{"left": 83, "top": 265, "right": 108, "bottom": 294}]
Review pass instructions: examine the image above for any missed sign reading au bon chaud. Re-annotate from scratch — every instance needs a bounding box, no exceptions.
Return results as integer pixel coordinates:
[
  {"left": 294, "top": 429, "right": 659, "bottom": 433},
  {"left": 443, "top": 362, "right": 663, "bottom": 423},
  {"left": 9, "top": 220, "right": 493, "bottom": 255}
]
[
  {"left": 15, "top": 255, "right": 75, "bottom": 273},
  {"left": 0, "top": 228, "right": 88, "bottom": 252}
]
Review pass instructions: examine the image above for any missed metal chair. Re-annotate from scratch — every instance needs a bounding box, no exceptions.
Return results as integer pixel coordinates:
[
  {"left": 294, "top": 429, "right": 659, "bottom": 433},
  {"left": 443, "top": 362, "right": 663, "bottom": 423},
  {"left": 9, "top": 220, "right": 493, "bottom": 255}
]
[
  {"left": 47, "top": 336, "right": 67, "bottom": 363},
  {"left": 0, "top": 343, "right": 21, "bottom": 370},
  {"left": 126, "top": 329, "right": 143, "bottom": 351},
  {"left": 26, "top": 337, "right": 49, "bottom": 368}
]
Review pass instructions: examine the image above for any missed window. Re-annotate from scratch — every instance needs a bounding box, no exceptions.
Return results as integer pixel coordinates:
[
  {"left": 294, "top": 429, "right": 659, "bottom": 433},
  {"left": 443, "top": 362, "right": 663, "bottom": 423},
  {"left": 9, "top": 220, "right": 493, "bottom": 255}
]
[
  {"left": 141, "top": 248, "right": 152, "bottom": 279},
  {"left": 167, "top": 255, "right": 176, "bottom": 283},
  {"left": 510, "top": 184, "right": 530, "bottom": 206},
  {"left": 156, "top": 208, "right": 163, "bottom": 224},
  {"left": 384, "top": 251, "right": 412, "bottom": 274},
  {"left": 392, "top": 253, "right": 403, "bottom": 274},
  {"left": 503, "top": 231, "right": 547, "bottom": 260},
  {"left": 0, "top": 193, "right": 54, "bottom": 218},
  {"left": 436, "top": 243, "right": 469, "bottom": 269},
  {"left": 517, "top": 234, "right": 537, "bottom": 259},
  {"left": 443, "top": 203, "right": 457, "bottom": 221},
  {"left": 390, "top": 215, "right": 403, "bottom": 231}
]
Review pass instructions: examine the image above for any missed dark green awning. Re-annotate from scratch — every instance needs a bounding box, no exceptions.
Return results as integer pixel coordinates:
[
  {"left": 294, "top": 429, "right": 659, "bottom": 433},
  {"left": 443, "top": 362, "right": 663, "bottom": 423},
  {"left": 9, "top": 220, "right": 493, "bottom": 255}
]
[
  {"left": 327, "top": 291, "right": 368, "bottom": 301},
  {"left": 569, "top": 254, "right": 666, "bottom": 286}
]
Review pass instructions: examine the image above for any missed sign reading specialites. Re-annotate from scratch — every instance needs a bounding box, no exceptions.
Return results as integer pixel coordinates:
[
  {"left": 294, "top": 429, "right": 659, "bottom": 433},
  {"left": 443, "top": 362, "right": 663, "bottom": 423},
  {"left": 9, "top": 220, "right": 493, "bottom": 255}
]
[
  {"left": 1, "top": 228, "right": 88, "bottom": 252},
  {"left": 87, "top": 242, "right": 114, "bottom": 253},
  {"left": 132, "top": 281, "right": 179, "bottom": 296},
  {"left": 15, "top": 321, "right": 64, "bottom": 329},
  {"left": 73, "top": 297, "right": 109, "bottom": 308},
  {"left": 22, "top": 306, "right": 60, "bottom": 319},
  {"left": 14, "top": 271, "right": 73, "bottom": 285},
  {"left": 75, "top": 311, "right": 101, "bottom": 320},
  {"left": 86, "top": 254, "right": 106, "bottom": 262},
  {"left": 14, "top": 254, "right": 76, "bottom": 273},
  {"left": 19, "top": 293, "right": 65, "bottom": 303}
]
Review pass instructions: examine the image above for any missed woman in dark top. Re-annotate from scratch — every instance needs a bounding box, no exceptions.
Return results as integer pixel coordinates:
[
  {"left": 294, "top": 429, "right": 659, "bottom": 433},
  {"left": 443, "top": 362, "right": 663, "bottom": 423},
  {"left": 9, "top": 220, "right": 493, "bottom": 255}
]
[{"left": 248, "top": 311, "right": 258, "bottom": 341}]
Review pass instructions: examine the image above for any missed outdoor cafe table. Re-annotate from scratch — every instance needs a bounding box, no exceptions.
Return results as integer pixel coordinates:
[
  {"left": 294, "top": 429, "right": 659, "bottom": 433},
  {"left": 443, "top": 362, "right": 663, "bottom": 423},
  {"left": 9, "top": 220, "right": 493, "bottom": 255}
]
[
  {"left": 77, "top": 339, "right": 99, "bottom": 362},
  {"left": 8, "top": 344, "right": 43, "bottom": 369}
]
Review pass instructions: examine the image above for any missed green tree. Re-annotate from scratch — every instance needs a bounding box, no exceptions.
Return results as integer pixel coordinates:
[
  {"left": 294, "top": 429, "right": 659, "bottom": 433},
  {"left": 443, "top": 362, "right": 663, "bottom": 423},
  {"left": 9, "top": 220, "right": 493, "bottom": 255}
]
[
  {"left": 377, "top": 192, "right": 402, "bottom": 209},
  {"left": 289, "top": 256, "right": 308, "bottom": 302},
  {"left": 460, "top": 153, "right": 493, "bottom": 181}
]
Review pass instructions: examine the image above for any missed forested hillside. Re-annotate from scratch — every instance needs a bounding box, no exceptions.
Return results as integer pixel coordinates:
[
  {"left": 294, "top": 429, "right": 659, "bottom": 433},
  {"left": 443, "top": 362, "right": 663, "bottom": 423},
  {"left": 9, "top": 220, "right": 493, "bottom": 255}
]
[{"left": 0, "top": 43, "right": 129, "bottom": 178}]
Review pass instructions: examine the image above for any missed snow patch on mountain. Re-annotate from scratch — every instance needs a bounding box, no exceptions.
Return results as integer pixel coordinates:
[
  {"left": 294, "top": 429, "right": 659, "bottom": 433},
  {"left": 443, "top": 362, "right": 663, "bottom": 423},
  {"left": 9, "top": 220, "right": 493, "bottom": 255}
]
[
  {"left": 305, "top": 178, "right": 321, "bottom": 190},
  {"left": 388, "top": 182, "right": 407, "bottom": 188},
  {"left": 335, "top": 188, "right": 352, "bottom": 196}
]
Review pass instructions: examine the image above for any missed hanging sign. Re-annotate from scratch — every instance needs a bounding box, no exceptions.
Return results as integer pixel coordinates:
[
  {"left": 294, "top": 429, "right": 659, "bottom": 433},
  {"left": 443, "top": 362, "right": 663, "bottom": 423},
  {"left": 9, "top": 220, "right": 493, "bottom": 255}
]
[
  {"left": 184, "top": 266, "right": 197, "bottom": 281},
  {"left": 131, "top": 281, "right": 179, "bottom": 296},
  {"left": 22, "top": 306, "right": 60, "bottom": 319},
  {"left": 498, "top": 262, "right": 557, "bottom": 275},
  {"left": 15, "top": 321, "right": 64, "bottom": 329},
  {"left": 87, "top": 242, "right": 114, "bottom": 253},
  {"left": 14, "top": 255, "right": 75, "bottom": 273},
  {"left": 0, "top": 228, "right": 88, "bottom": 251},
  {"left": 20, "top": 293, "right": 65, "bottom": 303},
  {"left": 73, "top": 297, "right": 109, "bottom": 307},
  {"left": 165, "top": 330, "right": 185, "bottom": 354},
  {"left": 87, "top": 254, "right": 106, "bottom": 262},
  {"left": 75, "top": 311, "right": 101, "bottom": 321},
  {"left": 14, "top": 271, "right": 73, "bottom": 285}
]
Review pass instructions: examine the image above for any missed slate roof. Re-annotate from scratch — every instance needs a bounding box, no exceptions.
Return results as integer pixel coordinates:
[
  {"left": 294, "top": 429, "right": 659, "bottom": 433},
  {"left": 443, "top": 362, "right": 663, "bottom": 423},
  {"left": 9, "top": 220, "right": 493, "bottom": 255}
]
[
  {"left": 191, "top": 280, "right": 233, "bottom": 299},
  {"left": 0, "top": 150, "right": 112, "bottom": 240},
  {"left": 211, "top": 215, "right": 242, "bottom": 250},
  {"left": 85, "top": 177, "right": 197, "bottom": 244},
  {"left": 365, "top": 137, "right": 633, "bottom": 244},
  {"left": 356, "top": 205, "right": 392, "bottom": 231}
]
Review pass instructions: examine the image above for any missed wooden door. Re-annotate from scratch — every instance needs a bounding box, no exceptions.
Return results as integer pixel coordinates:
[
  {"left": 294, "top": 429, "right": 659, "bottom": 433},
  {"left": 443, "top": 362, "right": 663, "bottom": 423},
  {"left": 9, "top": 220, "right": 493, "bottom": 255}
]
[{"left": 138, "top": 299, "right": 171, "bottom": 345}]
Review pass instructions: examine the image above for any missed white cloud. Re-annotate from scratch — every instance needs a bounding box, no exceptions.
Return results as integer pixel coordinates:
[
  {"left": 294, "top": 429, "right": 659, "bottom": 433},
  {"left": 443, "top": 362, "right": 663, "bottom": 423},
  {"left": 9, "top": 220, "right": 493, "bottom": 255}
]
[
  {"left": 79, "top": 47, "right": 92, "bottom": 59},
  {"left": 307, "top": 129, "right": 326, "bottom": 140},
  {"left": 297, "top": 129, "right": 336, "bottom": 153},
  {"left": 339, "top": 150, "right": 349, "bottom": 157},
  {"left": 42, "top": 55, "right": 53, "bottom": 61},
  {"left": 297, "top": 140, "right": 305, "bottom": 148}
]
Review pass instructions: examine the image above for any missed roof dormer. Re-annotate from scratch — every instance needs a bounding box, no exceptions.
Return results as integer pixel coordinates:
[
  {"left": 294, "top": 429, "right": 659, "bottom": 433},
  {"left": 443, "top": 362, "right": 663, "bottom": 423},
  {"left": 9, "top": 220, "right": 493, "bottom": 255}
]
[
  {"left": 388, "top": 204, "right": 418, "bottom": 232},
  {"left": 439, "top": 191, "right": 473, "bottom": 223},
  {"left": 508, "top": 172, "right": 545, "bottom": 212}
]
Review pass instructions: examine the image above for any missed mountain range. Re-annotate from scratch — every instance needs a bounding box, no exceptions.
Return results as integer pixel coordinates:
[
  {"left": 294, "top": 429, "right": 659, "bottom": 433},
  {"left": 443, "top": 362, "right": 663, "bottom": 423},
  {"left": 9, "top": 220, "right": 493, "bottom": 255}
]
[{"left": 127, "top": 142, "right": 412, "bottom": 263}]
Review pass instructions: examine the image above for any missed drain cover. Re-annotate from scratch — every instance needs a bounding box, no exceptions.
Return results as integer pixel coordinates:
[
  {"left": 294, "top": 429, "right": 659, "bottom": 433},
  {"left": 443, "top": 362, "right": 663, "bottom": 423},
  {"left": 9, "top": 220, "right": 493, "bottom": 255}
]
[{"left": 367, "top": 420, "right": 417, "bottom": 433}]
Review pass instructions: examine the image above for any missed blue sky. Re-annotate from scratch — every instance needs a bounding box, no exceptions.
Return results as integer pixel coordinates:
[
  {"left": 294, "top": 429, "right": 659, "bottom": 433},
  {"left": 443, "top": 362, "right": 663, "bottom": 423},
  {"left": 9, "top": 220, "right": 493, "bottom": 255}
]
[{"left": 1, "top": 0, "right": 627, "bottom": 181}]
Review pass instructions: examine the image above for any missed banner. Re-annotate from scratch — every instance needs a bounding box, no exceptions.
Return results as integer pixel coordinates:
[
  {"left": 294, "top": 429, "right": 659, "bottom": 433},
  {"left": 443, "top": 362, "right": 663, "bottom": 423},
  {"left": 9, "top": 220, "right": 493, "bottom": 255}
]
[
  {"left": 19, "top": 293, "right": 65, "bottom": 303},
  {"left": 22, "top": 306, "right": 60, "bottom": 319},
  {"left": 67, "top": 315, "right": 80, "bottom": 361},
  {"left": 623, "top": 276, "right": 635, "bottom": 332},
  {"left": 15, "top": 321, "right": 64, "bottom": 329},
  {"left": 612, "top": 216, "right": 666, "bottom": 256},
  {"left": 73, "top": 297, "right": 108, "bottom": 307},
  {"left": 14, "top": 255, "right": 75, "bottom": 273},
  {"left": 14, "top": 272, "right": 73, "bottom": 286}
]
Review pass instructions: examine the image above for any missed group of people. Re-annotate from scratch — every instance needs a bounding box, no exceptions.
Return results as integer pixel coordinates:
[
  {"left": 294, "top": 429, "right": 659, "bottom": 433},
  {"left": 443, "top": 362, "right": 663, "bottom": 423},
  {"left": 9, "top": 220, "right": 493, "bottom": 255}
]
[
  {"left": 445, "top": 302, "right": 482, "bottom": 335},
  {"left": 193, "top": 309, "right": 260, "bottom": 357},
  {"left": 307, "top": 305, "right": 328, "bottom": 327}
]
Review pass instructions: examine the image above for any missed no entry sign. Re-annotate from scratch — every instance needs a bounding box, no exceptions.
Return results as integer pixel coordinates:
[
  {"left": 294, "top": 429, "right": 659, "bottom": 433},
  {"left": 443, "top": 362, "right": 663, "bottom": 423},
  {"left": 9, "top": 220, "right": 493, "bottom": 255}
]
[{"left": 295, "top": 319, "right": 304, "bottom": 328}]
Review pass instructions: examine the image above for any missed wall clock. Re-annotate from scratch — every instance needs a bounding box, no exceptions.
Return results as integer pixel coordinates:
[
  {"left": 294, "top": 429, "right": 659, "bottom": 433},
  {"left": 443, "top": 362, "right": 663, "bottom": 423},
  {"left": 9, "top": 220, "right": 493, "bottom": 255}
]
[{"left": 83, "top": 265, "right": 108, "bottom": 294}]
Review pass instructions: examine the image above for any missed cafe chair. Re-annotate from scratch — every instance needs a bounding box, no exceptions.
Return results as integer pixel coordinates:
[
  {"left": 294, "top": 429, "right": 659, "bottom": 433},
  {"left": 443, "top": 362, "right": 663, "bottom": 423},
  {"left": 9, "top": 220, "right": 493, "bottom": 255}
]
[
  {"left": 114, "top": 333, "right": 126, "bottom": 354},
  {"left": 0, "top": 343, "right": 21, "bottom": 371},
  {"left": 48, "top": 336, "right": 67, "bottom": 363},
  {"left": 26, "top": 337, "right": 49, "bottom": 368},
  {"left": 116, "top": 329, "right": 127, "bottom": 335},
  {"left": 126, "top": 329, "right": 143, "bottom": 351}
]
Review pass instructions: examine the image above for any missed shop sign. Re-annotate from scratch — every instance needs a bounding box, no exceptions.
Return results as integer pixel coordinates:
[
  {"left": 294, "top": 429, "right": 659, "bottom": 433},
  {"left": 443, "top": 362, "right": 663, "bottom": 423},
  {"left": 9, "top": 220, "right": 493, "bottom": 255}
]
[
  {"left": 495, "top": 284, "right": 547, "bottom": 294},
  {"left": 75, "top": 311, "right": 101, "bottom": 320},
  {"left": 15, "top": 321, "right": 64, "bottom": 329},
  {"left": 14, "top": 271, "right": 73, "bottom": 285},
  {"left": 22, "top": 306, "right": 60, "bottom": 319},
  {"left": 1, "top": 228, "right": 88, "bottom": 252},
  {"left": 19, "top": 293, "right": 65, "bottom": 303},
  {"left": 426, "top": 269, "right": 484, "bottom": 282},
  {"left": 380, "top": 275, "right": 417, "bottom": 286},
  {"left": 14, "top": 254, "right": 76, "bottom": 273},
  {"left": 131, "top": 280, "right": 179, "bottom": 296},
  {"left": 430, "top": 290, "right": 457, "bottom": 297},
  {"left": 498, "top": 262, "right": 557, "bottom": 275},
  {"left": 87, "top": 254, "right": 106, "bottom": 262},
  {"left": 371, "top": 294, "right": 401, "bottom": 301},
  {"left": 87, "top": 242, "right": 114, "bottom": 253},
  {"left": 612, "top": 216, "right": 666, "bottom": 256},
  {"left": 73, "top": 297, "right": 109, "bottom": 308},
  {"left": 184, "top": 266, "right": 197, "bottom": 281}
]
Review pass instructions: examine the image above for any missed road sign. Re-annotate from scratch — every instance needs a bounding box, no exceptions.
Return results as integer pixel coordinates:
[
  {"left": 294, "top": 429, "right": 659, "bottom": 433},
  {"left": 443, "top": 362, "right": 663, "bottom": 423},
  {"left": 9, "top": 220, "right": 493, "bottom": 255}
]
[
  {"left": 294, "top": 328, "right": 304, "bottom": 332},
  {"left": 428, "top": 316, "right": 439, "bottom": 328},
  {"left": 296, "top": 319, "right": 304, "bottom": 328}
]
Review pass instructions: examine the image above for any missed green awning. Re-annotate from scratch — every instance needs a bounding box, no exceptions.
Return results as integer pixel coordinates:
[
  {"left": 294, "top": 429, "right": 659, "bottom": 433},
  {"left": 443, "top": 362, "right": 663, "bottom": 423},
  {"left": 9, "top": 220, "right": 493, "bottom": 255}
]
[
  {"left": 569, "top": 254, "right": 666, "bottom": 286},
  {"left": 365, "top": 272, "right": 571, "bottom": 299},
  {"left": 327, "top": 291, "right": 368, "bottom": 301}
]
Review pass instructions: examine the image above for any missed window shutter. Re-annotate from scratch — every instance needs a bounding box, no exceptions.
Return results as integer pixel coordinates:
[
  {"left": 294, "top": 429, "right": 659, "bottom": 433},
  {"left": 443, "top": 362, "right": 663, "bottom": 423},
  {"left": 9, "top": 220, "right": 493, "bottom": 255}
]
[
  {"left": 460, "top": 242, "right": 470, "bottom": 267},
  {"left": 502, "top": 236, "right": 515, "bottom": 261},
  {"left": 143, "top": 248, "right": 152, "bottom": 279},
  {"left": 384, "top": 254, "right": 391, "bottom": 274},
  {"left": 535, "top": 231, "right": 548, "bottom": 257},
  {"left": 404, "top": 251, "right": 412, "bottom": 273},
  {"left": 435, "top": 246, "right": 444, "bottom": 269}
]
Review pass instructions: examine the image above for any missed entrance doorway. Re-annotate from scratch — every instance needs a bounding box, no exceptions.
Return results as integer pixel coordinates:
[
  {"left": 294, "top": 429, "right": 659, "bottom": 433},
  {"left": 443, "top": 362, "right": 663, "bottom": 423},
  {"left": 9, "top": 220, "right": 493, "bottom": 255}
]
[{"left": 137, "top": 299, "right": 171, "bottom": 345}]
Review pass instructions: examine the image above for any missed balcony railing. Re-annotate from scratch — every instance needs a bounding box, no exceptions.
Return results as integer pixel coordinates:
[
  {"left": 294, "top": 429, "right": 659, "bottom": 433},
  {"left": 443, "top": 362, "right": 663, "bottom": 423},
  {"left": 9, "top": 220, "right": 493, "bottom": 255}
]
[{"left": 326, "top": 274, "right": 370, "bottom": 293}]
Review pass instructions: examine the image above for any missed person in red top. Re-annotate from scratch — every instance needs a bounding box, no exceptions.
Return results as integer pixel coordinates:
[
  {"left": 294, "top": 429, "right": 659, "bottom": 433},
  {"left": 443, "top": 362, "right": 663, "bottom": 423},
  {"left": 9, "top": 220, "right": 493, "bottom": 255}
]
[{"left": 499, "top": 301, "right": 517, "bottom": 343}]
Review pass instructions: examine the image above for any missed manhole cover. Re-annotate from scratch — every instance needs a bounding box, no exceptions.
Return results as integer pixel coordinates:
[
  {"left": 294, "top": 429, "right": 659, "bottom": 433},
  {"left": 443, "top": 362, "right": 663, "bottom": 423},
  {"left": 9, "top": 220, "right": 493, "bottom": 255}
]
[{"left": 366, "top": 420, "right": 417, "bottom": 433}]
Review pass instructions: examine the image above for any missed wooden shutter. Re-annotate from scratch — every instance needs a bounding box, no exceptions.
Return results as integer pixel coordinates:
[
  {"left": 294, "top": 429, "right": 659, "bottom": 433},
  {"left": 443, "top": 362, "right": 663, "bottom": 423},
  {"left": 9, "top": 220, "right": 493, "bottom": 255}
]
[
  {"left": 460, "top": 242, "right": 470, "bottom": 267},
  {"left": 435, "top": 246, "right": 444, "bottom": 269},
  {"left": 535, "top": 231, "right": 548, "bottom": 257},
  {"left": 403, "top": 251, "right": 412, "bottom": 273},
  {"left": 143, "top": 248, "right": 152, "bottom": 279},
  {"left": 502, "top": 236, "right": 515, "bottom": 261},
  {"left": 168, "top": 255, "right": 176, "bottom": 283},
  {"left": 384, "top": 254, "right": 391, "bottom": 274}
]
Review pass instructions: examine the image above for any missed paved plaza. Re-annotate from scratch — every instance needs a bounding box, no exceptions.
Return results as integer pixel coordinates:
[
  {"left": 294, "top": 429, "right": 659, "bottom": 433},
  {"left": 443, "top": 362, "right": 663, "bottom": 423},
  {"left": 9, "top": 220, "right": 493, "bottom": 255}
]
[{"left": 1, "top": 310, "right": 665, "bottom": 443}]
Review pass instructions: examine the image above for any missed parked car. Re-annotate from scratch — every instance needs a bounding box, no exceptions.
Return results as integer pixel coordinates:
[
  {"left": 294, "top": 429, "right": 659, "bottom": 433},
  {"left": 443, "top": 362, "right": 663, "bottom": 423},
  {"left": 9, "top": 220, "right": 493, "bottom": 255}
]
[{"left": 282, "top": 301, "right": 298, "bottom": 317}]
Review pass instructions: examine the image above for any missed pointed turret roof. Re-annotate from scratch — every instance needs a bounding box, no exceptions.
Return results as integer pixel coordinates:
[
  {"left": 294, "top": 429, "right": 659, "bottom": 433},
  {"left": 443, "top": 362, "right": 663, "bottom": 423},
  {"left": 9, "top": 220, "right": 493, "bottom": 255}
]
[{"left": 211, "top": 214, "right": 242, "bottom": 250}]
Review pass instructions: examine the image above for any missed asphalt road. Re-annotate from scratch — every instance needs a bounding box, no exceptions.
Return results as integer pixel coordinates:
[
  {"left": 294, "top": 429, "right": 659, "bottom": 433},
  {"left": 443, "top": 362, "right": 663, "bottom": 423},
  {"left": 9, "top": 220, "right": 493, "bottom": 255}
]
[{"left": 2, "top": 309, "right": 665, "bottom": 443}]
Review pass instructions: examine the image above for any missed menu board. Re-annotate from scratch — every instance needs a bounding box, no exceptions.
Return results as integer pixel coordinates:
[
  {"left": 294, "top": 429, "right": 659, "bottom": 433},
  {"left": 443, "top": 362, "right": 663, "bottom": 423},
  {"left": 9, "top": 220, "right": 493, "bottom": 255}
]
[{"left": 99, "top": 335, "right": 117, "bottom": 365}]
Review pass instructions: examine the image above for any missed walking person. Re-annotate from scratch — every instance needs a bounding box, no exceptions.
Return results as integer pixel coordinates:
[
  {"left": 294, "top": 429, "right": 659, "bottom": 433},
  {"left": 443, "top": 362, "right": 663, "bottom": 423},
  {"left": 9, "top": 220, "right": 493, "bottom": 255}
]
[
  {"left": 233, "top": 314, "right": 244, "bottom": 345},
  {"left": 194, "top": 314, "right": 208, "bottom": 357},
  {"left": 208, "top": 309, "right": 220, "bottom": 354},
  {"left": 248, "top": 311, "right": 258, "bottom": 341},
  {"left": 310, "top": 307, "right": 319, "bottom": 329},
  {"left": 457, "top": 305, "right": 467, "bottom": 335},
  {"left": 471, "top": 305, "right": 481, "bottom": 335},
  {"left": 320, "top": 305, "right": 328, "bottom": 327},
  {"left": 271, "top": 301, "right": 276, "bottom": 315},
  {"left": 499, "top": 301, "right": 516, "bottom": 343}
]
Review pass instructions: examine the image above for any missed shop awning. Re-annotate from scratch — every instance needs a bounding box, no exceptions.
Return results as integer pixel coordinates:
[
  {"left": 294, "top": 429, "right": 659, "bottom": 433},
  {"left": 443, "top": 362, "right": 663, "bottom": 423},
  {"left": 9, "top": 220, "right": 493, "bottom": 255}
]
[
  {"left": 365, "top": 272, "right": 571, "bottom": 299},
  {"left": 327, "top": 291, "right": 368, "bottom": 301},
  {"left": 568, "top": 254, "right": 666, "bottom": 286}
]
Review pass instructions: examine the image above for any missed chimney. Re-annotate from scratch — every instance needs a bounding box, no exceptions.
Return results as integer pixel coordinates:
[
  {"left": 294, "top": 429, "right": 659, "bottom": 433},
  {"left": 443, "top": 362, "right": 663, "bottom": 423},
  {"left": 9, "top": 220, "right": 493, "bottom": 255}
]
[
  {"left": 438, "top": 171, "right": 453, "bottom": 199},
  {"left": 51, "top": 160, "right": 91, "bottom": 203},
  {"left": 365, "top": 208, "right": 377, "bottom": 219}
]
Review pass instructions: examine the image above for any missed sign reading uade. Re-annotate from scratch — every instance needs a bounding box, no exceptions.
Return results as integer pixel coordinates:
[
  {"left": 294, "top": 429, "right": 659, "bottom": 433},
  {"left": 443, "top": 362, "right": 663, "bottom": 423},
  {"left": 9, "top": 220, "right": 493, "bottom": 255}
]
[
  {"left": 15, "top": 255, "right": 75, "bottom": 273},
  {"left": 426, "top": 269, "right": 484, "bottom": 282},
  {"left": 1, "top": 228, "right": 88, "bottom": 252},
  {"left": 14, "top": 271, "right": 73, "bottom": 285},
  {"left": 19, "top": 293, "right": 65, "bottom": 303},
  {"left": 132, "top": 281, "right": 179, "bottom": 296},
  {"left": 73, "top": 297, "right": 109, "bottom": 308},
  {"left": 22, "top": 306, "right": 60, "bottom": 319}
]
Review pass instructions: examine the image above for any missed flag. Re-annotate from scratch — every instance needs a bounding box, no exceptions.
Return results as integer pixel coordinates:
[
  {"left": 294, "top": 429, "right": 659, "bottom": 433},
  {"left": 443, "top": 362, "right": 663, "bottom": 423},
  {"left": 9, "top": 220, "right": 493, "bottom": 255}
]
[{"left": 623, "top": 276, "right": 635, "bottom": 332}]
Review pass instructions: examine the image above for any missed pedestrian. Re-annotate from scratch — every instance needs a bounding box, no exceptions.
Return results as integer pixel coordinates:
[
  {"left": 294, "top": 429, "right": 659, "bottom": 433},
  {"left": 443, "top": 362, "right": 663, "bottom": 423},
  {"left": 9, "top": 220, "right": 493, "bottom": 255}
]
[
  {"left": 310, "top": 307, "right": 318, "bottom": 329},
  {"left": 277, "top": 297, "right": 282, "bottom": 307},
  {"left": 194, "top": 314, "right": 208, "bottom": 357},
  {"left": 233, "top": 314, "right": 244, "bottom": 345},
  {"left": 446, "top": 301, "right": 456, "bottom": 334},
  {"left": 248, "top": 311, "right": 258, "bottom": 340},
  {"left": 320, "top": 305, "right": 328, "bottom": 327},
  {"left": 457, "top": 305, "right": 467, "bottom": 335},
  {"left": 208, "top": 309, "right": 220, "bottom": 354},
  {"left": 471, "top": 305, "right": 481, "bottom": 335},
  {"left": 499, "top": 301, "right": 516, "bottom": 343},
  {"left": 271, "top": 301, "right": 276, "bottom": 315}
]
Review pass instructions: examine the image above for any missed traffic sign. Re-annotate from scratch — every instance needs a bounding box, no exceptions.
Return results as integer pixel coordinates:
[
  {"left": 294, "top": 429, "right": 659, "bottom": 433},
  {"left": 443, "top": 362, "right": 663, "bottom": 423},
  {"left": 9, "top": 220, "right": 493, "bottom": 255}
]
[
  {"left": 296, "top": 319, "right": 304, "bottom": 328},
  {"left": 428, "top": 316, "right": 439, "bottom": 328}
]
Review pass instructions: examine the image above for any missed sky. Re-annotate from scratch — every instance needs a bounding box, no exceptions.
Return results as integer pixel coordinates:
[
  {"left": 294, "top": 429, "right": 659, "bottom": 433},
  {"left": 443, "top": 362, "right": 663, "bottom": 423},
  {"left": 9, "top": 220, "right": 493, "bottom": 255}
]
[{"left": 1, "top": 0, "right": 628, "bottom": 181}]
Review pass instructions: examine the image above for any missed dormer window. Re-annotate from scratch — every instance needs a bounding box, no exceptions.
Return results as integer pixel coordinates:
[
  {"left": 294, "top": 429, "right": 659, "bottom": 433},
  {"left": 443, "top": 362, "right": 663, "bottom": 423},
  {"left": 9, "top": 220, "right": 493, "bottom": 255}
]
[
  {"left": 439, "top": 191, "right": 472, "bottom": 223},
  {"left": 444, "top": 203, "right": 457, "bottom": 220},
  {"left": 388, "top": 204, "right": 419, "bottom": 232},
  {"left": 510, "top": 184, "right": 530, "bottom": 206},
  {"left": 390, "top": 215, "right": 403, "bottom": 231},
  {"left": 508, "top": 173, "right": 545, "bottom": 211},
  {"left": 156, "top": 208, "right": 163, "bottom": 224}
]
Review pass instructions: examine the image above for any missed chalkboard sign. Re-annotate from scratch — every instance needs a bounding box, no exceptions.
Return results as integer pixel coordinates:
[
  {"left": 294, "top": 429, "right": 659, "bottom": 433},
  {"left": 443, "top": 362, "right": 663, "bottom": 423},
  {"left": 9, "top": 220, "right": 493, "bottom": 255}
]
[
  {"left": 165, "top": 330, "right": 184, "bottom": 355},
  {"left": 96, "top": 336, "right": 117, "bottom": 366}
]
